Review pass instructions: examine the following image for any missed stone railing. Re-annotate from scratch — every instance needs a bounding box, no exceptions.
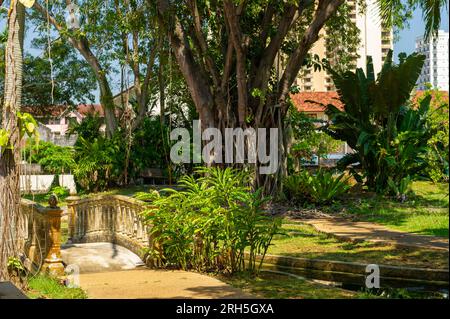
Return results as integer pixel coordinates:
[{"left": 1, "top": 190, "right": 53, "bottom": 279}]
[
  {"left": 19, "top": 197, "right": 64, "bottom": 276},
  {"left": 66, "top": 195, "right": 152, "bottom": 264}
]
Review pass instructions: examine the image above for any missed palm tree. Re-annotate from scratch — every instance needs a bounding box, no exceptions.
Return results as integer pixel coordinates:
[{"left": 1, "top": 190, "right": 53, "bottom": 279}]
[
  {"left": 0, "top": 0, "right": 26, "bottom": 281},
  {"left": 378, "top": 0, "right": 448, "bottom": 40}
]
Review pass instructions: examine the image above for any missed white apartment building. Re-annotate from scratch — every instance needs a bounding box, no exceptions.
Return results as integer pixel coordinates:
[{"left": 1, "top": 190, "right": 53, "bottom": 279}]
[
  {"left": 297, "top": 0, "right": 393, "bottom": 91},
  {"left": 416, "top": 30, "right": 449, "bottom": 91}
]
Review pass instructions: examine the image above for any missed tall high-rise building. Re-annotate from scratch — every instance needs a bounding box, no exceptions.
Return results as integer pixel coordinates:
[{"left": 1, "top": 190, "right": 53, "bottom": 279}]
[
  {"left": 296, "top": 0, "right": 393, "bottom": 92},
  {"left": 416, "top": 30, "right": 449, "bottom": 91}
]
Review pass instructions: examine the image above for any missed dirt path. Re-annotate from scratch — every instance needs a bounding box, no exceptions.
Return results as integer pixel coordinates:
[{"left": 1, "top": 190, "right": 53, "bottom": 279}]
[
  {"left": 79, "top": 269, "right": 253, "bottom": 299},
  {"left": 295, "top": 217, "right": 449, "bottom": 251}
]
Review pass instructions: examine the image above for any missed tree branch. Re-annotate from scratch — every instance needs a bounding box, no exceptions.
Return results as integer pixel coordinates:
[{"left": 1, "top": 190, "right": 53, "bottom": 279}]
[
  {"left": 278, "top": 0, "right": 344, "bottom": 111},
  {"left": 223, "top": 0, "right": 248, "bottom": 125}
]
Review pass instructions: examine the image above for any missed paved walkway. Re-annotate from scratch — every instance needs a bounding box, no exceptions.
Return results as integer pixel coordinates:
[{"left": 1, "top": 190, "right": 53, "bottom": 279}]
[
  {"left": 79, "top": 269, "right": 252, "bottom": 299},
  {"left": 295, "top": 217, "right": 449, "bottom": 251},
  {"left": 62, "top": 242, "right": 251, "bottom": 299}
]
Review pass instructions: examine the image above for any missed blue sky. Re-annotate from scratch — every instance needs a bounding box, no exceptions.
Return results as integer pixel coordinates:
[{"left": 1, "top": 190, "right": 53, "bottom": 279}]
[
  {"left": 1, "top": 4, "right": 449, "bottom": 101},
  {"left": 394, "top": 5, "right": 449, "bottom": 56}
]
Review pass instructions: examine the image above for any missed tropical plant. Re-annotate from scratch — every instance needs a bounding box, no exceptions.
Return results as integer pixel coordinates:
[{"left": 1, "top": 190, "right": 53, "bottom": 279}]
[
  {"left": 73, "top": 136, "right": 122, "bottom": 192},
  {"left": 45, "top": 186, "right": 70, "bottom": 201},
  {"left": 25, "top": 141, "right": 75, "bottom": 174},
  {"left": 133, "top": 189, "right": 161, "bottom": 202},
  {"left": 321, "top": 50, "right": 433, "bottom": 194},
  {"left": 287, "top": 107, "right": 343, "bottom": 169},
  {"left": 68, "top": 113, "right": 103, "bottom": 143},
  {"left": 142, "top": 167, "right": 281, "bottom": 274},
  {"left": 283, "top": 169, "right": 350, "bottom": 205},
  {"left": 418, "top": 88, "right": 449, "bottom": 182},
  {"left": 387, "top": 175, "right": 413, "bottom": 202}
]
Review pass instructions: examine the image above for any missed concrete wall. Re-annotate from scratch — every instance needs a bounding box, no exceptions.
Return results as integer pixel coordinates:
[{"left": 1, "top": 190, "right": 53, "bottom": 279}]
[
  {"left": 37, "top": 123, "right": 77, "bottom": 147},
  {"left": 20, "top": 174, "right": 77, "bottom": 195}
]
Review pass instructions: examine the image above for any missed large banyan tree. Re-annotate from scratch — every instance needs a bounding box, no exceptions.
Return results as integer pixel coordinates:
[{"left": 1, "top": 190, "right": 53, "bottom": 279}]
[
  {"left": 155, "top": 0, "right": 359, "bottom": 193},
  {"left": 154, "top": 0, "right": 446, "bottom": 193}
]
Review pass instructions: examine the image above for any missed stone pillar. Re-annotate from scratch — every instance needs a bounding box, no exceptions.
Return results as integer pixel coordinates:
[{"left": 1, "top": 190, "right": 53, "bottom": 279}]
[
  {"left": 41, "top": 195, "right": 65, "bottom": 277},
  {"left": 66, "top": 196, "right": 80, "bottom": 242}
]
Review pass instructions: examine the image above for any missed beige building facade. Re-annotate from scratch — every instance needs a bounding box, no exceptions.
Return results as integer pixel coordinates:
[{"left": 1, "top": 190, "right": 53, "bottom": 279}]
[{"left": 297, "top": 0, "right": 393, "bottom": 92}]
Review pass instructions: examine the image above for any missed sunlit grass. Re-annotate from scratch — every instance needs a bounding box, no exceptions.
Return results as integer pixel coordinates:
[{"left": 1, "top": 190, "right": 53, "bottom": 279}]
[
  {"left": 26, "top": 275, "right": 87, "bottom": 299},
  {"left": 339, "top": 181, "right": 449, "bottom": 237},
  {"left": 269, "top": 223, "right": 449, "bottom": 269},
  {"left": 218, "top": 272, "right": 370, "bottom": 299}
]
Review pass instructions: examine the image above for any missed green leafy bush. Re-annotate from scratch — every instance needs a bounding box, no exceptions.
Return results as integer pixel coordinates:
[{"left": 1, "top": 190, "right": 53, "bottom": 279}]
[
  {"left": 133, "top": 189, "right": 161, "bottom": 202},
  {"left": 387, "top": 176, "right": 413, "bottom": 202},
  {"left": 24, "top": 141, "right": 75, "bottom": 174},
  {"left": 73, "top": 135, "right": 123, "bottom": 192},
  {"left": 45, "top": 186, "right": 70, "bottom": 201},
  {"left": 284, "top": 169, "right": 350, "bottom": 205},
  {"left": 142, "top": 167, "right": 281, "bottom": 274},
  {"left": 322, "top": 50, "right": 435, "bottom": 193}
]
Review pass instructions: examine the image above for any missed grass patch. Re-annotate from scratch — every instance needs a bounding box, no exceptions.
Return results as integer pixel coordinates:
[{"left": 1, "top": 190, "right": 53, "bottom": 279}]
[
  {"left": 335, "top": 181, "right": 449, "bottom": 237},
  {"left": 26, "top": 275, "right": 87, "bottom": 299},
  {"left": 269, "top": 222, "right": 449, "bottom": 269},
  {"left": 218, "top": 272, "right": 370, "bottom": 299},
  {"left": 22, "top": 193, "right": 68, "bottom": 207}
]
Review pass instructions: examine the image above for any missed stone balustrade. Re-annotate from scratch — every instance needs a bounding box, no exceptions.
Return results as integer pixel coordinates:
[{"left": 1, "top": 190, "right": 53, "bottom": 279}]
[
  {"left": 19, "top": 197, "right": 64, "bottom": 276},
  {"left": 66, "top": 195, "right": 152, "bottom": 264}
]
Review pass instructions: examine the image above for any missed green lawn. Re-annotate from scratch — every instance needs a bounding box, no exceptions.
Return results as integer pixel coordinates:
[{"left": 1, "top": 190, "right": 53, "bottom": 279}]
[
  {"left": 26, "top": 275, "right": 87, "bottom": 299},
  {"left": 22, "top": 193, "right": 68, "bottom": 207},
  {"left": 337, "top": 181, "right": 449, "bottom": 237},
  {"left": 268, "top": 222, "right": 449, "bottom": 269},
  {"left": 218, "top": 272, "right": 368, "bottom": 299}
]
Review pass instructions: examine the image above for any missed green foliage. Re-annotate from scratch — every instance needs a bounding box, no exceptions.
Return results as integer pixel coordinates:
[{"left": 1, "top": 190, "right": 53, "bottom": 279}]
[
  {"left": 387, "top": 176, "right": 413, "bottom": 202},
  {"left": 1, "top": 38, "right": 96, "bottom": 111},
  {"left": 24, "top": 141, "right": 75, "bottom": 174},
  {"left": 377, "top": 0, "right": 447, "bottom": 40},
  {"left": 419, "top": 89, "right": 449, "bottom": 182},
  {"left": 27, "top": 275, "right": 87, "bottom": 299},
  {"left": 142, "top": 167, "right": 281, "bottom": 274},
  {"left": 73, "top": 135, "right": 122, "bottom": 192},
  {"left": 1, "top": 112, "right": 39, "bottom": 155},
  {"left": 322, "top": 51, "right": 434, "bottom": 194},
  {"left": 287, "top": 107, "right": 343, "bottom": 168},
  {"left": 130, "top": 117, "right": 170, "bottom": 173},
  {"left": 46, "top": 186, "right": 70, "bottom": 201},
  {"left": 133, "top": 189, "right": 161, "bottom": 202},
  {"left": 283, "top": 170, "right": 351, "bottom": 205},
  {"left": 68, "top": 113, "right": 103, "bottom": 142},
  {"left": 7, "top": 257, "right": 25, "bottom": 273}
]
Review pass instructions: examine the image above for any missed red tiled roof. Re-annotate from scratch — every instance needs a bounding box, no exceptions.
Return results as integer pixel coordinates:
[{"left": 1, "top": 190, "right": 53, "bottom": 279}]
[
  {"left": 76, "top": 104, "right": 104, "bottom": 116},
  {"left": 290, "top": 92, "right": 344, "bottom": 112},
  {"left": 411, "top": 91, "right": 449, "bottom": 109},
  {"left": 21, "top": 104, "right": 104, "bottom": 117},
  {"left": 21, "top": 105, "right": 67, "bottom": 117},
  {"left": 291, "top": 90, "right": 449, "bottom": 113}
]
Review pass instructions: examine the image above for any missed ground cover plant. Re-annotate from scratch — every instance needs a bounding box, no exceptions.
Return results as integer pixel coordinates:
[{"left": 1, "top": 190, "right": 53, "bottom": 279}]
[{"left": 283, "top": 169, "right": 351, "bottom": 205}]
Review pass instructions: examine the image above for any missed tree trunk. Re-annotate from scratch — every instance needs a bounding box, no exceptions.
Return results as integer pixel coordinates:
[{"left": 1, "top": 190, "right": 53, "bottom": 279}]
[{"left": 0, "top": 0, "right": 25, "bottom": 281}]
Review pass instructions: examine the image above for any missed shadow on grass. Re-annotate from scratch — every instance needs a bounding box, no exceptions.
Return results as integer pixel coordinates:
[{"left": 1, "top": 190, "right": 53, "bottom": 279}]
[{"left": 270, "top": 225, "right": 449, "bottom": 269}]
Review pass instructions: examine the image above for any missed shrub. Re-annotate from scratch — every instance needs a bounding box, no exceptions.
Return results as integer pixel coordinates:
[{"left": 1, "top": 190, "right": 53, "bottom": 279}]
[
  {"left": 284, "top": 169, "right": 350, "bottom": 205},
  {"left": 142, "top": 167, "right": 281, "bottom": 274},
  {"left": 134, "top": 189, "right": 161, "bottom": 202},
  {"left": 45, "top": 186, "right": 70, "bottom": 201},
  {"left": 73, "top": 135, "right": 122, "bottom": 192},
  {"left": 387, "top": 176, "right": 413, "bottom": 202},
  {"left": 24, "top": 141, "right": 75, "bottom": 174},
  {"left": 322, "top": 50, "right": 434, "bottom": 193}
]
